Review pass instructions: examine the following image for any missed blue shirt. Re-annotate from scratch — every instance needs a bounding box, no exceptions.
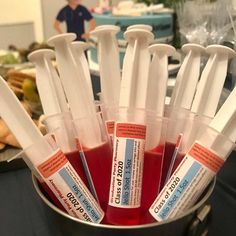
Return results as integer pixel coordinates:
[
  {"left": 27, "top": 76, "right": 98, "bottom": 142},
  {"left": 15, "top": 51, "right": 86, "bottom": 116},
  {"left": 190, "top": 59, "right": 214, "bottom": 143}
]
[{"left": 56, "top": 5, "right": 93, "bottom": 41}]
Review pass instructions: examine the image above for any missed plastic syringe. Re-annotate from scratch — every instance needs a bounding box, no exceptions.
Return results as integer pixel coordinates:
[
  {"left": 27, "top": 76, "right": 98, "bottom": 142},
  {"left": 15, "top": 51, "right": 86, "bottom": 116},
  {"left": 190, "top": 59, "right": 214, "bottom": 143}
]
[
  {"left": 91, "top": 25, "right": 120, "bottom": 107},
  {"left": 28, "top": 49, "right": 68, "bottom": 114},
  {"left": 0, "top": 76, "right": 104, "bottom": 223},
  {"left": 106, "top": 28, "right": 154, "bottom": 225},
  {"left": 164, "top": 45, "right": 236, "bottom": 183},
  {"left": 28, "top": 49, "right": 90, "bottom": 187},
  {"left": 164, "top": 44, "right": 205, "bottom": 148},
  {"left": 180, "top": 45, "right": 236, "bottom": 156},
  {"left": 191, "top": 45, "right": 236, "bottom": 119},
  {"left": 131, "top": 43, "right": 175, "bottom": 223},
  {"left": 47, "top": 33, "right": 101, "bottom": 148},
  {"left": 119, "top": 29, "right": 154, "bottom": 112},
  {"left": 147, "top": 44, "right": 176, "bottom": 117},
  {"left": 145, "top": 44, "right": 175, "bottom": 150},
  {"left": 161, "top": 44, "right": 205, "bottom": 186},
  {"left": 169, "top": 44, "right": 205, "bottom": 111},
  {"left": 29, "top": 50, "right": 68, "bottom": 113},
  {"left": 28, "top": 50, "right": 61, "bottom": 115},
  {"left": 48, "top": 34, "right": 113, "bottom": 211},
  {"left": 150, "top": 85, "right": 236, "bottom": 222},
  {"left": 90, "top": 25, "right": 121, "bottom": 139},
  {"left": 28, "top": 50, "right": 75, "bottom": 150},
  {"left": 43, "top": 51, "right": 69, "bottom": 114}
]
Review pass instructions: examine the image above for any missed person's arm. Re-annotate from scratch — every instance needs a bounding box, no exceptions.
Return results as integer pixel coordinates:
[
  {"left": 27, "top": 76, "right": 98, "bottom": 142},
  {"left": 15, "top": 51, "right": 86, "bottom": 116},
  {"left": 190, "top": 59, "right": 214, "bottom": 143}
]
[
  {"left": 54, "top": 20, "right": 63, "bottom": 34},
  {"left": 81, "top": 18, "right": 96, "bottom": 40},
  {"left": 81, "top": 6, "right": 96, "bottom": 40},
  {"left": 89, "top": 18, "right": 96, "bottom": 32},
  {"left": 54, "top": 8, "right": 65, "bottom": 34}
]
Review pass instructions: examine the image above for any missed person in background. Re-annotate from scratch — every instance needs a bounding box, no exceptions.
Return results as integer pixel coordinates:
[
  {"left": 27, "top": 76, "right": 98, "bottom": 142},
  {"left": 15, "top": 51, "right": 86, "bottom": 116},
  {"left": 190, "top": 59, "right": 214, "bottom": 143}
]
[{"left": 54, "top": 0, "right": 96, "bottom": 41}]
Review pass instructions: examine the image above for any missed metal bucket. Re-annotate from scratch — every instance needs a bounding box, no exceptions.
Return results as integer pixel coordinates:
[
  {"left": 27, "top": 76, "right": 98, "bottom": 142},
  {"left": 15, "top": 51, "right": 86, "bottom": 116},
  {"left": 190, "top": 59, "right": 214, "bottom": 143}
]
[{"left": 32, "top": 175, "right": 215, "bottom": 236}]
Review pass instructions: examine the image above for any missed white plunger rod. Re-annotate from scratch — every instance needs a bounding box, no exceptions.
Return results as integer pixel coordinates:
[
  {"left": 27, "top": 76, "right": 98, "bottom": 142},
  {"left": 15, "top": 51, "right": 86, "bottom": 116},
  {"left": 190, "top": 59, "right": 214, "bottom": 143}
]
[
  {"left": 28, "top": 49, "right": 63, "bottom": 116},
  {"left": 91, "top": 25, "right": 121, "bottom": 107},
  {"left": 48, "top": 34, "right": 101, "bottom": 147},
  {"left": 170, "top": 44, "right": 205, "bottom": 110},
  {"left": 210, "top": 86, "right": 236, "bottom": 142},
  {"left": 147, "top": 44, "right": 176, "bottom": 116},
  {"left": 119, "top": 29, "right": 154, "bottom": 110},
  {"left": 71, "top": 41, "right": 94, "bottom": 101}
]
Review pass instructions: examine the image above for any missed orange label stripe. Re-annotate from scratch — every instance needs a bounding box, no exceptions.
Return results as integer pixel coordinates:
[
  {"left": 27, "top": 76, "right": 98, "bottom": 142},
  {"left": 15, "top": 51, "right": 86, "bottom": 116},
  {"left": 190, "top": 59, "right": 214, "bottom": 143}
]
[
  {"left": 189, "top": 143, "right": 224, "bottom": 173},
  {"left": 116, "top": 123, "right": 146, "bottom": 139},
  {"left": 38, "top": 150, "right": 68, "bottom": 178},
  {"left": 106, "top": 121, "right": 115, "bottom": 135}
]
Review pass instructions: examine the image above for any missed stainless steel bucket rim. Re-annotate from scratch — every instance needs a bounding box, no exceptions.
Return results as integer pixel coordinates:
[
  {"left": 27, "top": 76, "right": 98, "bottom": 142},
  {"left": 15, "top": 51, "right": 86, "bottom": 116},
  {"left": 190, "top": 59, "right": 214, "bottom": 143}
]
[{"left": 32, "top": 174, "right": 215, "bottom": 230}]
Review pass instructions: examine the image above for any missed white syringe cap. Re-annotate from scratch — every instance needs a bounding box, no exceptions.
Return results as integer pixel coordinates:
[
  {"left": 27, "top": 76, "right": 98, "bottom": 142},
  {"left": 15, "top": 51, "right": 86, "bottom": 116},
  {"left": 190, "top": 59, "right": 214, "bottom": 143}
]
[
  {"left": 206, "top": 44, "right": 236, "bottom": 59},
  {"left": 127, "top": 24, "right": 153, "bottom": 32},
  {"left": 28, "top": 49, "right": 55, "bottom": 62},
  {"left": 90, "top": 25, "right": 120, "bottom": 37},
  {"left": 182, "top": 43, "right": 205, "bottom": 54},
  {"left": 124, "top": 29, "right": 154, "bottom": 44},
  {"left": 71, "top": 41, "right": 89, "bottom": 51},
  {"left": 149, "top": 44, "right": 176, "bottom": 56}
]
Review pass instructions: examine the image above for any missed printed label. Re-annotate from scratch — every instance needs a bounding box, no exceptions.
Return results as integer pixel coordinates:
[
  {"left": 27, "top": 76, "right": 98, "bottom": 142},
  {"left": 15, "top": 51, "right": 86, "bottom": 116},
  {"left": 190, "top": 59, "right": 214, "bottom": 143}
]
[
  {"left": 109, "top": 122, "right": 146, "bottom": 208},
  {"left": 189, "top": 143, "right": 224, "bottom": 173},
  {"left": 38, "top": 151, "right": 68, "bottom": 178},
  {"left": 149, "top": 142, "right": 223, "bottom": 221},
  {"left": 106, "top": 120, "right": 115, "bottom": 135},
  {"left": 106, "top": 120, "right": 115, "bottom": 145},
  {"left": 37, "top": 149, "right": 104, "bottom": 223}
]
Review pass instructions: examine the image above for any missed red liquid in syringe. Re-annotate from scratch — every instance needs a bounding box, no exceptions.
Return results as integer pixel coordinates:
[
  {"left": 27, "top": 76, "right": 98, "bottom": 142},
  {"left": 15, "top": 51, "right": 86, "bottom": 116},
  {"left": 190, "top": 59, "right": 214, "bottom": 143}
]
[
  {"left": 106, "top": 122, "right": 146, "bottom": 225},
  {"left": 160, "top": 142, "right": 176, "bottom": 189},
  {"left": 39, "top": 180, "right": 66, "bottom": 212},
  {"left": 140, "top": 145, "right": 164, "bottom": 224},
  {"left": 106, "top": 205, "right": 140, "bottom": 225},
  {"left": 38, "top": 150, "right": 89, "bottom": 213},
  {"left": 82, "top": 141, "right": 112, "bottom": 211},
  {"left": 65, "top": 150, "right": 89, "bottom": 187}
]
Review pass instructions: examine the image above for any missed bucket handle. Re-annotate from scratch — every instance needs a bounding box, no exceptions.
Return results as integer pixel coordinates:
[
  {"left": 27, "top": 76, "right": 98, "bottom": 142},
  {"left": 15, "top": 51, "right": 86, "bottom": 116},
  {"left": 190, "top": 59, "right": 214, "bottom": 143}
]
[{"left": 186, "top": 204, "right": 211, "bottom": 236}]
